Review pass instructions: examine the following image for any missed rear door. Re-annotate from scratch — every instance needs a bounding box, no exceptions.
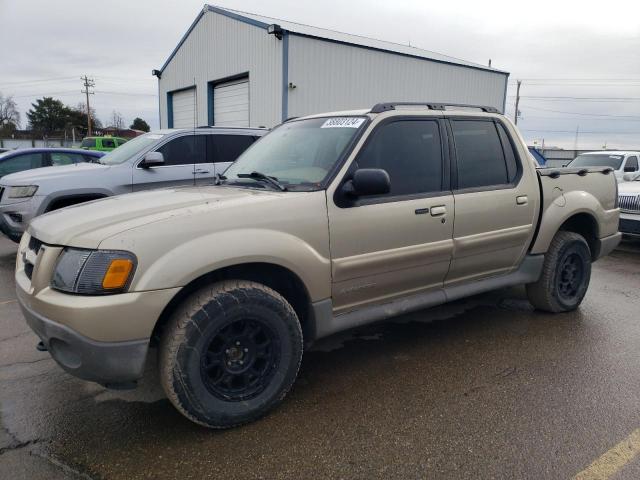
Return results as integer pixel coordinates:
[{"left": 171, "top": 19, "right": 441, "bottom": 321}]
[
  {"left": 445, "top": 117, "right": 537, "bottom": 285},
  {"left": 132, "top": 134, "right": 204, "bottom": 191},
  {"left": 327, "top": 117, "right": 454, "bottom": 313}
]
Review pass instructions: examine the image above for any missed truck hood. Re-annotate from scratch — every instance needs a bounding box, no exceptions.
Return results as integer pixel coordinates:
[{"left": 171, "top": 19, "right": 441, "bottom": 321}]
[
  {"left": 619, "top": 181, "right": 640, "bottom": 194},
  {"left": 29, "top": 185, "right": 286, "bottom": 247},
  {"left": 0, "top": 162, "right": 109, "bottom": 186}
]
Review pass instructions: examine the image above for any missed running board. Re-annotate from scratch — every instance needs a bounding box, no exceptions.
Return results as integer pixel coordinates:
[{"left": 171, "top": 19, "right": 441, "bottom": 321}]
[{"left": 312, "top": 254, "right": 544, "bottom": 340}]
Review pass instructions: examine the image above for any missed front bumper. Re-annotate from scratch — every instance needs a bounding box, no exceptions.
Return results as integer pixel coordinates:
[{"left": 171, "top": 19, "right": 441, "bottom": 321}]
[
  {"left": 0, "top": 212, "right": 23, "bottom": 242},
  {"left": 15, "top": 233, "right": 181, "bottom": 386},
  {"left": 19, "top": 298, "right": 149, "bottom": 385},
  {"left": 619, "top": 213, "right": 640, "bottom": 237},
  {"left": 0, "top": 196, "right": 39, "bottom": 242}
]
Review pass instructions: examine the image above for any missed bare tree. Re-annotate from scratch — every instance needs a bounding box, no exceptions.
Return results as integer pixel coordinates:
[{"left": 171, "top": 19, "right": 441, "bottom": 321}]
[
  {"left": 0, "top": 92, "right": 21, "bottom": 131},
  {"left": 110, "top": 110, "right": 124, "bottom": 130}
]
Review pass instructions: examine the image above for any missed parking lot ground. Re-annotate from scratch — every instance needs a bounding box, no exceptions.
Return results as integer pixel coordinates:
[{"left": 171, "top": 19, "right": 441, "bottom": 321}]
[{"left": 1, "top": 235, "right": 640, "bottom": 480}]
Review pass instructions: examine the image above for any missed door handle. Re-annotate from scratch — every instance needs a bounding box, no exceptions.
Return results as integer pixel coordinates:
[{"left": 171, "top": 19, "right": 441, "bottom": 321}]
[
  {"left": 195, "top": 169, "right": 210, "bottom": 175},
  {"left": 516, "top": 195, "right": 528, "bottom": 205},
  {"left": 430, "top": 205, "right": 447, "bottom": 216}
]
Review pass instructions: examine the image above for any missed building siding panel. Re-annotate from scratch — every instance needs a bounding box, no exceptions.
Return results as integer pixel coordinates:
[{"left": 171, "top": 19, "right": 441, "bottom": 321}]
[
  {"left": 159, "top": 11, "right": 282, "bottom": 129},
  {"left": 286, "top": 35, "right": 507, "bottom": 119}
]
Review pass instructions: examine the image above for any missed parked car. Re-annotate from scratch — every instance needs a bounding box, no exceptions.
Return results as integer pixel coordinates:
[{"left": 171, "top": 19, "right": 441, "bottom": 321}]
[
  {"left": 80, "top": 136, "right": 128, "bottom": 152},
  {"left": 0, "top": 148, "right": 104, "bottom": 178},
  {"left": 618, "top": 171, "right": 640, "bottom": 236},
  {"left": 567, "top": 151, "right": 640, "bottom": 182},
  {"left": 0, "top": 127, "right": 266, "bottom": 241},
  {"left": 528, "top": 146, "right": 547, "bottom": 166},
  {"left": 14, "top": 103, "right": 620, "bottom": 428}
]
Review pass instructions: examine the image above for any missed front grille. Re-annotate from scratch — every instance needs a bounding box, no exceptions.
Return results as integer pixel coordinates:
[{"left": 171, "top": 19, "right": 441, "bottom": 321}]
[
  {"left": 619, "top": 195, "right": 640, "bottom": 213},
  {"left": 23, "top": 236, "right": 44, "bottom": 281},
  {"left": 28, "top": 236, "right": 43, "bottom": 254},
  {"left": 620, "top": 218, "right": 640, "bottom": 235}
]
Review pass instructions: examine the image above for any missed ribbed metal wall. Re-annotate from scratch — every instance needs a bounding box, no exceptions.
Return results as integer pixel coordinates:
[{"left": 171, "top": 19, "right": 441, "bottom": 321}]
[
  {"left": 287, "top": 35, "right": 507, "bottom": 118},
  {"left": 159, "top": 12, "right": 282, "bottom": 129}
]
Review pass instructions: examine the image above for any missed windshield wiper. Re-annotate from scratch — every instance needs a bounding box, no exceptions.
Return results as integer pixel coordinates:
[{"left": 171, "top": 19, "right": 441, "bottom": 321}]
[{"left": 237, "top": 171, "right": 287, "bottom": 191}]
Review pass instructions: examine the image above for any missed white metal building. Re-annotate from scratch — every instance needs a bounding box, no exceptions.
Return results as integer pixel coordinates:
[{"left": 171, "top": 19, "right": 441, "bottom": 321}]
[{"left": 156, "top": 5, "right": 509, "bottom": 129}]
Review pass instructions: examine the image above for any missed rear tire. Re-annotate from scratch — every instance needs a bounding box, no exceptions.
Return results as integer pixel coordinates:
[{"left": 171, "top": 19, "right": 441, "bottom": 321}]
[
  {"left": 159, "top": 280, "right": 303, "bottom": 428},
  {"left": 526, "top": 231, "right": 591, "bottom": 312}
]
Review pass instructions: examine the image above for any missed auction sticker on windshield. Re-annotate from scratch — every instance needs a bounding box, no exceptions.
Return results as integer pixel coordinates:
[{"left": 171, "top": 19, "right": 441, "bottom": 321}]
[{"left": 321, "top": 117, "right": 366, "bottom": 128}]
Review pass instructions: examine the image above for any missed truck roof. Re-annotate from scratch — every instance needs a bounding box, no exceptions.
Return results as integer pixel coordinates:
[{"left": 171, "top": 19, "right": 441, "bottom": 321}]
[{"left": 580, "top": 150, "right": 640, "bottom": 156}]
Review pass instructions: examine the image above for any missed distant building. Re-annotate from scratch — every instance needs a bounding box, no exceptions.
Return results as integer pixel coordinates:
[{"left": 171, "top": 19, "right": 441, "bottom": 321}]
[{"left": 155, "top": 4, "right": 509, "bottom": 129}]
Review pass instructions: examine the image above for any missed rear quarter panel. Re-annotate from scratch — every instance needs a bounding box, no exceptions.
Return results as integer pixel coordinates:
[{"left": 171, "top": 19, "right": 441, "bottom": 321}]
[{"left": 530, "top": 169, "right": 619, "bottom": 255}]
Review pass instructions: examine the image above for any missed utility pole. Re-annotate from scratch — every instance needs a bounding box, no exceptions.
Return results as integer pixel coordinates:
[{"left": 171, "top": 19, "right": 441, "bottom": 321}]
[
  {"left": 514, "top": 80, "right": 522, "bottom": 125},
  {"left": 81, "top": 75, "right": 95, "bottom": 136},
  {"left": 574, "top": 125, "right": 580, "bottom": 150}
]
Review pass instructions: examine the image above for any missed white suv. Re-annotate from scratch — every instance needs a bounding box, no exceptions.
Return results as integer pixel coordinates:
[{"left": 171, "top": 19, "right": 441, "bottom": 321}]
[{"left": 568, "top": 151, "right": 640, "bottom": 182}]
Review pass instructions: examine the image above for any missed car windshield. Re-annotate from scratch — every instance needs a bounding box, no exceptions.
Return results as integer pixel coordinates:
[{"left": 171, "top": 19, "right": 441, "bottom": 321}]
[
  {"left": 223, "top": 116, "right": 367, "bottom": 189},
  {"left": 99, "top": 133, "right": 167, "bottom": 165},
  {"left": 569, "top": 154, "right": 624, "bottom": 169}
]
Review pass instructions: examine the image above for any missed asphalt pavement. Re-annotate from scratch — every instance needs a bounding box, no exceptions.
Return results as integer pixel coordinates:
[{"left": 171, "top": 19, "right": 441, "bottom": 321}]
[{"left": 1, "top": 235, "right": 640, "bottom": 479}]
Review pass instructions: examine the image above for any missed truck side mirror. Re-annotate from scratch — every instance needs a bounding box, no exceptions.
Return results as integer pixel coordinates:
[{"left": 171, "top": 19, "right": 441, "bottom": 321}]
[
  {"left": 140, "top": 152, "right": 165, "bottom": 168},
  {"left": 622, "top": 173, "right": 638, "bottom": 182},
  {"left": 343, "top": 168, "right": 391, "bottom": 197}
]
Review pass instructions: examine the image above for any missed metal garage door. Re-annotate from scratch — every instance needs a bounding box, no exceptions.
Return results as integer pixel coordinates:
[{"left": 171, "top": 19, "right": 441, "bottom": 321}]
[
  {"left": 213, "top": 79, "right": 249, "bottom": 127},
  {"left": 171, "top": 88, "right": 196, "bottom": 129}
]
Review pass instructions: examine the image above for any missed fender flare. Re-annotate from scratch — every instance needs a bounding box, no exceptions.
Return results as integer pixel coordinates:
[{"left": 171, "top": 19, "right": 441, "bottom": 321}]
[
  {"left": 38, "top": 188, "right": 113, "bottom": 215},
  {"left": 530, "top": 190, "right": 604, "bottom": 255}
]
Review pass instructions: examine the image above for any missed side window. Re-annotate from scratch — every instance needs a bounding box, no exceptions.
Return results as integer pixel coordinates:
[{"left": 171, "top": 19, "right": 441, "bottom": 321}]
[
  {"left": 50, "top": 152, "right": 83, "bottom": 166},
  {"left": 626, "top": 156, "right": 638, "bottom": 172},
  {"left": 80, "top": 138, "right": 96, "bottom": 148},
  {"left": 207, "top": 135, "right": 256, "bottom": 164},
  {"left": 451, "top": 120, "right": 508, "bottom": 189},
  {"left": 101, "top": 138, "right": 115, "bottom": 149},
  {"left": 117, "top": 139, "right": 128, "bottom": 146},
  {"left": 496, "top": 123, "right": 519, "bottom": 182},
  {"left": 356, "top": 120, "right": 443, "bottom": 197},
  {"left": 156, "top": 135, "right": 205, "bottom": 166},
  {"left": 0, "top": 153, "right": 45, "bottom": 176}
]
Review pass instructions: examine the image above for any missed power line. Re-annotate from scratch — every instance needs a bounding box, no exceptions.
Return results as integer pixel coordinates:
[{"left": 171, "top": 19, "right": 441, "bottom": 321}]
[
  {"left": 0, "top": 76, "right": 78, "bottom": 88},
  {"left": 520, "top": 128, "right": 640, "bottom": 134},
  {"left": 507, "top": 95, "right": 640, "bottom": 101},
  {"left": 523, "top": 105, "right": 640, "bottom": 119}
]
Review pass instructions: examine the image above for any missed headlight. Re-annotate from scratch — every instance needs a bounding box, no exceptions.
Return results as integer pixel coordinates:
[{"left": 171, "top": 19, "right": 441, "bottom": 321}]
[
  {"left": 51, "top": 248, "right": 137, "bottom": 295},
  {"left": 8, "top": 185, "right": 38, "bottom": 198}
]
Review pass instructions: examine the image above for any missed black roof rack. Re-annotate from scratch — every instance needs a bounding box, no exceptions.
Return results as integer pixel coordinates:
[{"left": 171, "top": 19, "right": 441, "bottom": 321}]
[{"left": 370, "top": 102, "right": 500, "bottom": 114}]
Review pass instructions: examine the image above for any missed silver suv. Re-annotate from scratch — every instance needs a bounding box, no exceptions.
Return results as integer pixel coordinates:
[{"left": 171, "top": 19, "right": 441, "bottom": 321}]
[{"left": 0, "top": 127, "right": 267, "bottom": 241}]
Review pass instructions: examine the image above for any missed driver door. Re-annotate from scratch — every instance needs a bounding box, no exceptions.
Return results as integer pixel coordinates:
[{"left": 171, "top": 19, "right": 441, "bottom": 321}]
[
  {"left": 327, "top": 118, "right": 454, "bottom": 313},
  {"left": 132, "top": 134, "right": 202, "bottom": 191}
]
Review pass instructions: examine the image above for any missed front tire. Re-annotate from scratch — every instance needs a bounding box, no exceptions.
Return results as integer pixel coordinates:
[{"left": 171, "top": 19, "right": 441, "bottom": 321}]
[
  {"left": 159, "top": 280, "right": 303, "bottom": 428},
  {"left": 526, "top": 231, "right": 592, "bottom": 312}
]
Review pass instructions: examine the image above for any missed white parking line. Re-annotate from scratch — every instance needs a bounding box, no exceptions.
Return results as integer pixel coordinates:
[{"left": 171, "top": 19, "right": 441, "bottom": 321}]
[{"left": 574, "top": 429, "right": 640, "bottom": 480}]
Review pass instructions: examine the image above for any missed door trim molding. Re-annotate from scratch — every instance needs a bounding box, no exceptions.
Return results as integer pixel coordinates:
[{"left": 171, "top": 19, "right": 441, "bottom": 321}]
[{"left": 311, "top": 254, "right": 544, "bottom": 340}]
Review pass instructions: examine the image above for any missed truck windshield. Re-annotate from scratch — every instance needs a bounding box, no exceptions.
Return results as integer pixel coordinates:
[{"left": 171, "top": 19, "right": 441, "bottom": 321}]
[
  {"left": 99, "top": 133, "right": 166, "bottom": 165},
  {"left": 569, "top": 154, "right": 624, "bottom": 169},
  {"left": 223, "top": 116, "right": 367, "bottom": 189}
]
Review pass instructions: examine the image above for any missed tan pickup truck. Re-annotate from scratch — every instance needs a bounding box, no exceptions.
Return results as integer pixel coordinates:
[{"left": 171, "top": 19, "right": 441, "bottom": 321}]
[{"left": 15, "top": 103, "right": 621, "bottom": 428}]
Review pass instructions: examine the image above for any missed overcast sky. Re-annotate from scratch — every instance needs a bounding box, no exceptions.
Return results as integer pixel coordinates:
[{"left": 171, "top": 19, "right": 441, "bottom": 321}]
[{"left": 1, "top": 0, "right": 639, "bottom": 149}]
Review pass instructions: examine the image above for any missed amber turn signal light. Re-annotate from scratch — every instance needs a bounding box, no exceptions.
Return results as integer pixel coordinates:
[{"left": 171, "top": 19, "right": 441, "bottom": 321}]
[{"left": 102, "top": 259, "right": 134, "bottom": 289}]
